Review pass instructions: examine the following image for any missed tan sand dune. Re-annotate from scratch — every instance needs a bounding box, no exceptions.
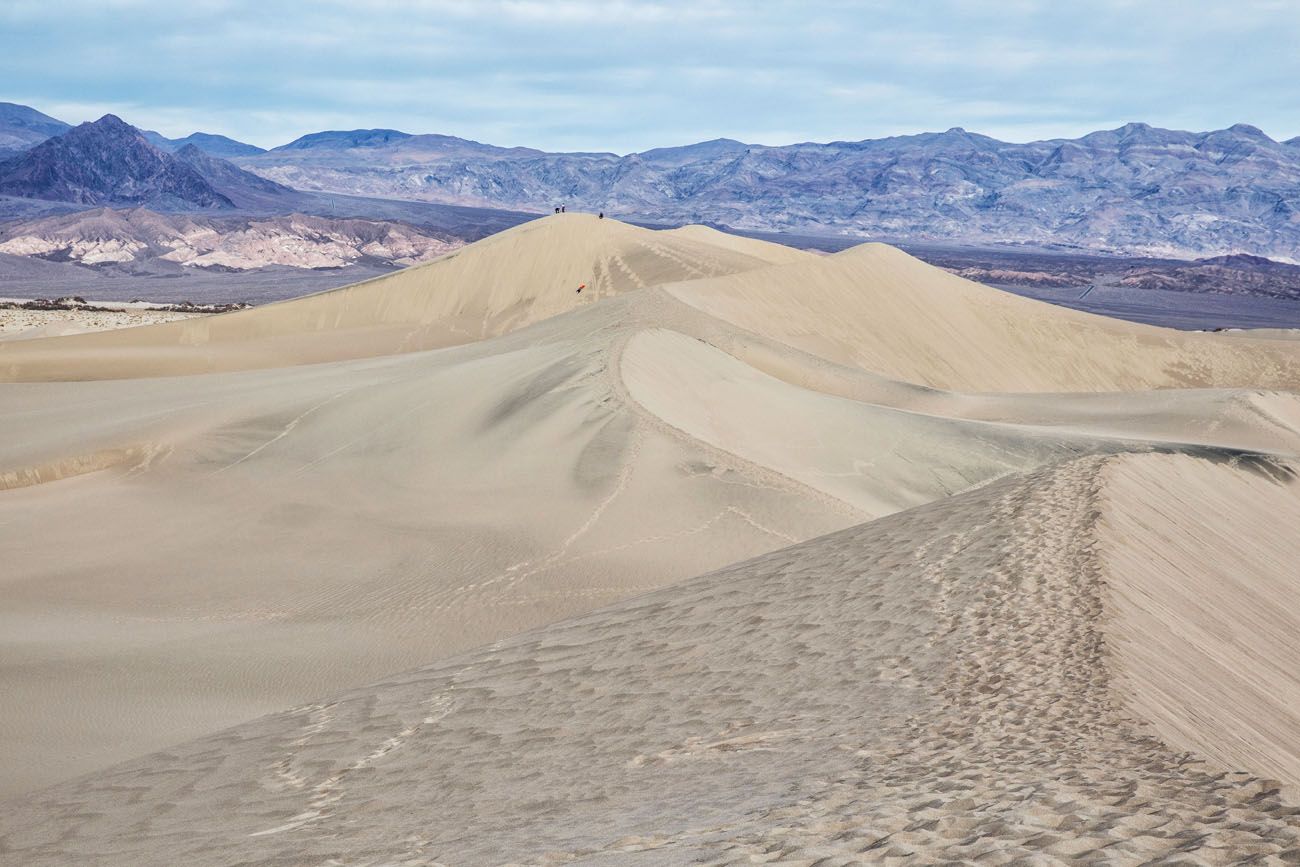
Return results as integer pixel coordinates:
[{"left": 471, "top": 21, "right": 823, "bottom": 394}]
[
  {"left": 0, "top": 214, "right": 789, "bottom": 381},
  {"left": 2, "top": 214, "right": 1299, "bottom": 827},
  {"left": 677, "top": 327, "right": 1300, "bottom": 456},
  {"left": 621, "top": 328, "right": 1093, "bottom": 516},
  {"left": 664, "top": 241, "right": 1300, "bottom": 392},
  {"left": 6, "top": 454, "right": 1300, "bottom": 865},
  {"left": 0, "top": 301, "right": 857, "bottom": 794},
  {"left": 660, "top": 223, "right": 816, "bottom": 265}
]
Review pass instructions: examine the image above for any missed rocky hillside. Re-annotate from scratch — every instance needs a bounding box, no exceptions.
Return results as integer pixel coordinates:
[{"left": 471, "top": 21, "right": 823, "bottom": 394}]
[
  {"left": 0, "top": 207, "right": 459, "bottom": 270},
  {"left": 241, "top": 123, "right": 1300, "bottom": 260},
  {"left": 170, "top": 143, "right": 299, "bottom": 210},
  {"left": 0, "top": 103, "right": 70, "bottom": 157},
  {"left": 0, "top": 115, "right": 237, "bottom": 209}
]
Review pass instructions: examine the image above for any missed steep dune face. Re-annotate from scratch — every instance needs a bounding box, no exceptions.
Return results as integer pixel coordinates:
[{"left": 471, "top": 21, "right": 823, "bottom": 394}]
[
  {"left": 0, "top": 214, "right": 782, "bottom": 381},
  {"left": 621, "top": 328, "right": 1092, "bottom": 517},
  {"left": 665, "top": 242, "right": 1300, "bottom": 392},
  {"left": 7, "top": 457, "right": 1300, "bottom": 865},
  {"left": 1100, "top": 453, "right": 1300, "bottom": 796}
]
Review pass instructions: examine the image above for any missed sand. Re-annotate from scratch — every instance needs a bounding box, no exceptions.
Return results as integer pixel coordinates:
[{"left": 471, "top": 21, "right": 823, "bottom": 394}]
[
  {"left": 1101, "top": 453, "right": 1300, "bottom": 799},
  {"left": 5, "top": 455, "right": 1300, "bottom": 865},
  {"left": 0, "top": 306, "right": 204, "bottom": 340},
  {"left": 0, "top": 216, "right": 797, "bottom": 381},
  {"left": 663, "top": 242, "right": 1300, "bottom": 392},
  {"left": 1, "top": 214, "right": 1299, "bottom": 863}
]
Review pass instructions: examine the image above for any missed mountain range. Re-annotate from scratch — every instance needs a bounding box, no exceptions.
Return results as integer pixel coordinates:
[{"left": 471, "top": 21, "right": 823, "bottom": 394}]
[
  {"left": 3, "top": 102, "right": 1300, "bottom": 260},
  {"left": 0, "top": 112, "right": 531, "bottom": 229},
  {"left": 0, "top": 112, "right": 533, "bottom": 279},
  {"left": 237, "top": 123, "right": 1300, "bottom": 260}
]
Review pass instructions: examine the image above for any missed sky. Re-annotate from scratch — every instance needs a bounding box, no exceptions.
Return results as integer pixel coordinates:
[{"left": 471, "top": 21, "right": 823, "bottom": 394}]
[{"left": 3, "top": 0, "right": 1299, "bottom": 153}]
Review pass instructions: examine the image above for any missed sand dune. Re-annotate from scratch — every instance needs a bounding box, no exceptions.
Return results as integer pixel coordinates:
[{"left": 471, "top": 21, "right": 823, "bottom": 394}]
[
  {"left": 0, "top": 214, "right": 790, "bottom": 381},
  {"left": 5, "top": 454, "right": 1300, "bottom": 865},
  {"left": 2, "top": 214, "right": 1300, "bottom": 862},
  {"left": 664, "top": 242, "right": 1300, "bottom": 392},
  {"left": 0, "top": 302, "right": 858, "bottom": 793},
  {"left": 621, "top": 328, "right": 1093, "bottom": 516}
]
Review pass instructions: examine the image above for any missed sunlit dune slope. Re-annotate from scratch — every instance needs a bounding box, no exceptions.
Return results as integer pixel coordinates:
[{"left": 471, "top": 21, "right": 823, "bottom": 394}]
[
  {"left": 1, "top": 214, "right": 1298, "bottom": 806},
  {"left": 0, "top": 214, "right": 787, "bottom": 381},
  {"left": 664, "top": 242, "right": 1300, "bottom": 392},
  {"left": 6, "top": 455, "right": 1300, "bottom": 865},
  {"left": 660, "top": 223, "right": 816, "bottom": 265}
]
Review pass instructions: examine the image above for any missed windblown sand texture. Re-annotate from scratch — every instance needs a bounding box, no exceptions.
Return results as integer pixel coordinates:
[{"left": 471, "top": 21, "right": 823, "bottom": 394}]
[{"left": 1, "top": 214, "right": 1299, "bottom": 864}]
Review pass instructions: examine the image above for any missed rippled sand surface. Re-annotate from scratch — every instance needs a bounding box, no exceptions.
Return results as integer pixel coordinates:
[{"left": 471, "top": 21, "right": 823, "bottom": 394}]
[{"left": 1, "top": 215, "right": 1299, "bottom": 864}]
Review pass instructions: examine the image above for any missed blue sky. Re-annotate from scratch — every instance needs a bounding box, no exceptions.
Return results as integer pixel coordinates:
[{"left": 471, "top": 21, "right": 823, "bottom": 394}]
[{"left": 3, "top": 0, "right": 1298, "bottom": 152}]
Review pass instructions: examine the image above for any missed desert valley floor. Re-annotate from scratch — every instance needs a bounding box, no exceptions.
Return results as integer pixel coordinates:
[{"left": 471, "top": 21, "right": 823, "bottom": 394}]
[{"left": 2, "top": 214, "right": 1300, "bottom": 864}]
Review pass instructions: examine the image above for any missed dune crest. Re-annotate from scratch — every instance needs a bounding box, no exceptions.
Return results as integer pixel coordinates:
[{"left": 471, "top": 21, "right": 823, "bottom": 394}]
[
  {"left": 664, "top": 241, "right": 1300, "bottom": 392},
  {"left": 0, "top": 214, "right": 785, "bottom": 381}
]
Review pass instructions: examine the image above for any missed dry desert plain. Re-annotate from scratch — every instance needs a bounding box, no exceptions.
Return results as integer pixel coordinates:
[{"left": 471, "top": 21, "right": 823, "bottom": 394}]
[{"left": 2, "top": 214, "right": 1300, "bottom": 864}]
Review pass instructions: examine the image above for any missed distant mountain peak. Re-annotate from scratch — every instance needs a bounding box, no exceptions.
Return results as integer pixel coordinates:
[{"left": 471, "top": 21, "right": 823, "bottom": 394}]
[
  {"left": 273, "top": 129, "right": 414, "bottom": 151},
  {"left": 1115, "top": 122, "right": 1162, "bottom": 140},
  {"left": 0, "top": 114, "right": 235, "bottom": 210},
  {"left": 0, "top": 102, "right": 71, "bottom": 133},
  {"left": 143, "top": 130, "right": 266, "bottom": 158},
  {"left": 0, "top": 102, "right": 72, "bottom": 155},
  {"left": 1226, "top": 122, "right": 1272, "bottom": 141},
  {"left": 89, "top": 113, "right": 134, "bottom": 133},
  {"left": 637, "top": 137, "right": 752, "bottom": 162}
]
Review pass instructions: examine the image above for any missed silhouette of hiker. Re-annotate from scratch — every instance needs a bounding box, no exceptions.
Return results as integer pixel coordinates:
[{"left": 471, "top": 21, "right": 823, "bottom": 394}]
[
  {"left": 561, "top": 205, "right": 566, "bottom": 213},
  {"left": 598, "top": 212, "right": 604, "bottom": 219},
  {"left": 554, "top": 207, "right": 560, "bottom": 214}
]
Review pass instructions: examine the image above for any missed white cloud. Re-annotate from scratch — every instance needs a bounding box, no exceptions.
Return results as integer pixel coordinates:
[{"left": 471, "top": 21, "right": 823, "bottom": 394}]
[{"left": 2, "top": 0, "right": 1298, "bottom": 150}]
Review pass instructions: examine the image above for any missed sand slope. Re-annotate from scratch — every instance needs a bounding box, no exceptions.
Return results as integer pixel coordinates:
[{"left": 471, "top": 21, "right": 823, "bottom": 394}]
[
  {"left": 0, "top": 301, "right": 858, "bottom": 793},
  {"left": 2, "top": 213, "right": 1299, "bottom": 838},
  {"left": 5, "top": 455, "right": 1300, "bottom": 865},
  {"left": 1101, "top": 453, "right": 1300, "bottom": 798},
  {"left": 665, "top": 242, "right": 1300, "bottom": 392},
  {"left": 621, "top": 328, "right": 1093, "bottom": 516},
  {"left": 0, "top": 214, "right": 787, "bottom": 381}
]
